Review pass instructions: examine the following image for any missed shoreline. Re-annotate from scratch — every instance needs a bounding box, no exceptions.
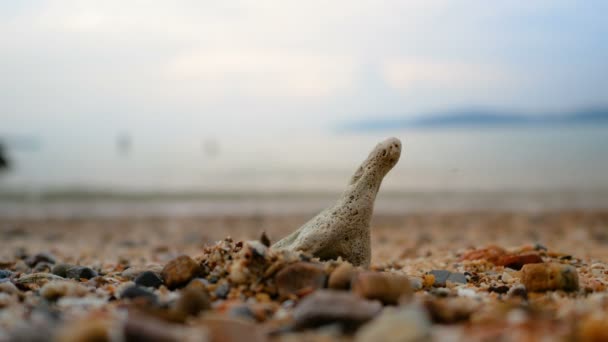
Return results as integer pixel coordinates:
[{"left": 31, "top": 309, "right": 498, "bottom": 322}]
[{"left": 1, "top": 189, "right": 607, "bottom": 219}]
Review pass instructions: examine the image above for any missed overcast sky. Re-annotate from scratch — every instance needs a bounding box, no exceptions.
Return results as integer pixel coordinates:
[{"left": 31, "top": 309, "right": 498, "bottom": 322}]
[{"left": 1, "top": 0, "right": 607, "bottom": 140}]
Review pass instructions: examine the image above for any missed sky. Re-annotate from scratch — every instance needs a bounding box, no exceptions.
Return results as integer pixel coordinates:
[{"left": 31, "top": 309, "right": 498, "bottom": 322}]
[{"left": 1, "top": 0, "right": 607, "bottom": 141}]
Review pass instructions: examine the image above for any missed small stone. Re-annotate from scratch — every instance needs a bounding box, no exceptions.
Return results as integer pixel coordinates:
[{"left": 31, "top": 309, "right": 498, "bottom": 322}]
[
  {"left": 356, "top": 305, "right": 431, "bottom": 342},
  {"left": 40, "top": 281, "right": 88, "bottom": 301},
  {"left": 424, "top": 297, "right": 478, "bottom": 324},
  {"left": 135, "top": 271, "right": 163, "bottom": 288},
  {"left": 496, "top": 253, "right": 543, "bottom": 270},
  {"left": 408, "top": 277, "right": 423, "bottom": 291},
  {"left": 578, "top": 315, "right": 608, "bottom": 341},
  {"left": 52, "top": 263, "right": 74, "bottom": 277},
  {"left": 55, "top": 316, "right": 113, "bottom": 342},
  {"left": 446, "top": 272, "right": 467, "bottom": 284},
  {"left": 260, "top": 232, "right": 271, "bottom": 247},
  {"left": 121, "top": 265, "right": 164, "bottom": 280},
  {"left": 351, "top": 272, "right": 412, "bottom": 304},
  {"left": 33, "top": 262, "right": 53, "bottom": 273},
  {"left": 488, "top": 285, "right": 510, "bottom": 294},
  {"left": 161, "top": 255, "right": 200, "bottom": 289},
  {"left": 507, "top": 284, "right": 528, "bottom": 299},
  {"left": 328, "top": 262, "right": 356, "bottom": 290},
  {"left": 65, "top": 266, "right": 98, "bottom": 280},
  {"left": 173, "top": 282, "right": 211, "bottom": 318},
  {"left": 14, "top": 260, "right": 29, "bottom": 273},
  {"left": 120, "top": 285, "right": 157, "bottom": 302},
  {"left": 25, "top": 252, "right": 56, "bottom": 267},
  {"left": 429, "top": 270, "right": 451, "bottom": 287},
  {"left": 15, "top": 273, "right": 64, "bottom": 288},
  {"left": 215, "top": 283, "right": 231, "bottom": 299},
  {"left": 275, "top": 262, "right": 326, "bottom": 297},
  {"left": 521, "top": 263, "right": 579, "bottom": 292},
  {"left": 293, "top": 290, "right": 382, "bottom": 331},
  {"left": 228, "top": 305, "right": 256, "bottom": 321},
  {"left": 0, "top": 281, "right": 19, "bottom": 295},
  {"left": 461, "top": 245, "right": 507, "bottom": 263},
  {"left": 200, "top": 317, "right": 265, "bottom": 342},
  {"left": 125, "top": 314, "right": 208, "bottom": 341},
  {"left": 0, "top": 269, "right": 12, "bottom": 279}
]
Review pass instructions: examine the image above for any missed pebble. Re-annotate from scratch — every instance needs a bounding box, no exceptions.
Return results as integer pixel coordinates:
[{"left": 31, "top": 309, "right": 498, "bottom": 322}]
[
  {"left": 429, "top": 270, "right": 451, "bottom": 287},
  {"left": 521, "top": 263, "right": 579, "bottom": 292},
  {"left": 488, "top": 285, "right": 510, "bottom": 294},
  {"left": 25, "top": 252, "right": 56, "bottom": 267},
  {"left": 495, "top": 253, "right": 543, "bottom": 270},
  {"left": 65, "top": 266, "right": 98, "bottom": 280},
  {"left": 161, "top": 255, "right": 201, "bottom": 289},
  {"left": 293, "top": 290, "right": 382, "bottom": 331},
  {"left": 0, "top": 269, "right": 13, "bottom": 279},
  {"left": 173, "top": 282, "right": 211, "bottom": 318},
  {"left": 507, "top": 284, "right": 528, "bottom": 299},
  {"left": 0, "top": 281, "right": 19, "bottom": 295},
  {"left": 199, "top": 317, "right": 266, "bottom": 342},
  {"left": 424, "top": 297, "right": 477, "bottom": 323},
  {"left": 408, "top": 277, "right": 423, "bottom": 291},
  {"left": 55, "top": 316, "right": 112, "bottom": 342},
  {"left": 215, "top": 283, "right": 231, "bottom": 299},
  {"left": 355, "top": 305, "right": 431, "bottom": 342},
  {"left": 15, "top": 273, "right": 64, "bottom": 288},
  {"left": 33, "top": 262, "right": 53, "bottom": 273},
  {"left": 328, "top": 262, "right": 356, "bottom": 290},
  {"left": 134, "top": 271, "right": 163, "bottom": 288},
  {"left": 40, "top": 281, "right": 88, "bottom": 301},
  {"left": 578, "top": 315, "right": 608, "bottom": 341},
  {"left": 125, "top": 314, "right": 208, "bottom": 341},
  {"left": 351, "top": 272, "right": 412, "bottom": 304},
  {"left": 275, "top": 262, "right": 326, "bottom": 297},
  {"left": 120, "top": 285, "right": 158, "bottom": 302},
  {"left": 51, "top": 263, "right": 74, "bottom": 277},
  {"left": 121, "top": 264, "right": 164, "bottom": 280},
  {"left": 446, "top": 272, "right": 467, "bottom": 285},
  {"left": 461, "top": 245, "right": 506, "bottom": 263}
]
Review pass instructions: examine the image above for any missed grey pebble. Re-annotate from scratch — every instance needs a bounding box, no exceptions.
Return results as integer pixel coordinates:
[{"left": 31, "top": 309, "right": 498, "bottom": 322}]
[{"left": 430, "top": 270, "right": 451, "bottom": 287}]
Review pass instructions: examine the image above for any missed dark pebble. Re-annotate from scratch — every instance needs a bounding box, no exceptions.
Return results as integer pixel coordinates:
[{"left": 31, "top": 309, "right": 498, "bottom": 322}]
[
  {"left": 508, "top": 284, "right": 528, "bottom": 299},
  {"left": 0, "top": 270, "right": 12, "bottom": 279},
  {"left": 488, "top": 285, "right": 510, "bottom": 294},
  {"left": 430, "top": 270, "right": 451, "bottom": 287},
  {"left": 66, "top": 266, "right": 98, "bottom": 280},
  {"left": 121, "top": 285, "right": 157, "bottom": 302},
  {"left": 33, "top": 262, "right": 53, "bottom": 273},
  {"left": 25, "top": 252, "right": 56, "bottom": 267},
  {"left": 260, "top": 232, "right": 271, "bottom": 247},
  {"left": 215, "top": 283, "right": 231, "bottom": 299},
  {"left": 446, "top": 272, "right": 467, "bottom": 284},
  {"left": 51, "top": 263, "right": 74, "bottom": 277},
  {"left": 134, "top": 271, "right": 163, "bottom": 289}
]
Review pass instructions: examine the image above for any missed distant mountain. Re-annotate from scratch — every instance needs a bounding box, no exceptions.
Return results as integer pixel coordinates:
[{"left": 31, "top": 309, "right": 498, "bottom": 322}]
[{"left": 343, "top": 107, "right": 608, "bottom": 131}]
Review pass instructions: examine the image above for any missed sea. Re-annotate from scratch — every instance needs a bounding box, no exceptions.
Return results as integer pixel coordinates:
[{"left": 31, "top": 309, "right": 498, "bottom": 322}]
[{"left": 1, "top": 125, "right": 607, "bottom": 218}]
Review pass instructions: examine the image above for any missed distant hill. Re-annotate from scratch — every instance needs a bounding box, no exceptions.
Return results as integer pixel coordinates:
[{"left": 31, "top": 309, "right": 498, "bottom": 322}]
[{"left": 343, "top": 107, "right": 608, "bottom": 131}]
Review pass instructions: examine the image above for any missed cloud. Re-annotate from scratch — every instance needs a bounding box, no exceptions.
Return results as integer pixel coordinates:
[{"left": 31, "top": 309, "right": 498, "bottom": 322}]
[
  {"left": 166, "top": 50, "right": 357, "bottom": 98},
  {"left": 382, "top": 58, "right": 515, "bottom": 92}
]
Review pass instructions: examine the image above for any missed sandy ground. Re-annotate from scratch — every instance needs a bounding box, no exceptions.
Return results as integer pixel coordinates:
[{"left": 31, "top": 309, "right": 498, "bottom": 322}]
[
  {"left": 2, "top": 210, "right": 608, "bottom": 341},
  {"left": 3, "top": 210, "right": 608, "bottom": 266}
]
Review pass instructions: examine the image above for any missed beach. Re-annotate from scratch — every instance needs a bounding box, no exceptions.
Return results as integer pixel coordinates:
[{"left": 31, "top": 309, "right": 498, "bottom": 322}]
[{"left": 2, "top": 207, "right": 608, "bottom": 341}]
